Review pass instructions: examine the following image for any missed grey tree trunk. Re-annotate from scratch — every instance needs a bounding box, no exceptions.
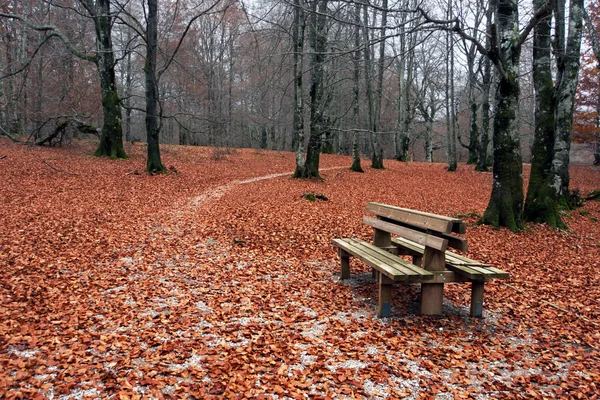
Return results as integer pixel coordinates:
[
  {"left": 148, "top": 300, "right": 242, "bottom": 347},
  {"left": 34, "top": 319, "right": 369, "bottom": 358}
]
[
  {"left": 293, "top": 0, "right": 307, "bottom": 177},
  {"left": 545, "top": 0, "right": 584, "bottom": 207},
  {"left": 394, "top": 21, "right": 406, "bottom": 161},
  {"left": 300, "top": 0, "right": 328, "bottom": 179},
  {"left": 371, "top": 0, "right": 387, "bottom": 169},
  {"left": 475, "top": 3, "right": 494, "bottom": 172},
  {"left": 350, "top": 1, "right": 363, "bottom": 173},
  {"left": 583, "top": 9, "right": 600, "bottom": 165},
  {"left": 144, "top": 0, "right": 165, "bottom": 173},
  {"left": 524, "top": 0, "right": 557, "bottom": 225},
  {"left": 525, "top": 0, "right": 584, "bottom": 227},
  {"left": 481, "top": 0, "right": 525, "bottom": 231},
  {"left": 362, "top": 2, "right": 376, "bottom": 167},
  {"left": 90, "top": 0, "right": 127, "bottom": 159}
]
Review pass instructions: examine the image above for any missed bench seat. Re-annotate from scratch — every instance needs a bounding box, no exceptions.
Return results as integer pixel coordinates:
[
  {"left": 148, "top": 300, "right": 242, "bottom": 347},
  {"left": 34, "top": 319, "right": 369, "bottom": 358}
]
[
  {"left": 391, "top": 237, "right": 509, "bottom": 282},
  {"left": 332, "top": 238, "right": 434, "bottom": 282}
]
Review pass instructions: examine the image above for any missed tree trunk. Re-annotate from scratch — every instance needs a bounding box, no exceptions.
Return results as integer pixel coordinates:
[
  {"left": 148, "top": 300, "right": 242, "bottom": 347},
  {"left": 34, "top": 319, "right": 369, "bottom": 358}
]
[
  {"left": 524, "top": 0, "right": 557, "bottom": 225},
  {"left": 145, "top": 0, "right": 165, "bottom": 173},
  {"left": 525, "top": 0, "right": 583, "bottom": 227},
  {"left": 350, "top": 1, "right": 363, "bottom": 172},
  {"left": 93, "top": 0, "right": 127, "bottom": 159},
  {"left": 362, "top": 2, "right": 377, "bottom": 167},
  {"left": 544, "top": 0, "right": 584, "bottom": 207},
  {"left": 302, "top": 0, "right": 328, "bottom": 178},
  {"left": 481, "top": 0, "right": 525, "bottom": 231},
  {"left": 393, "top": 9, "right": 408, "bottom": 162},
  {"left": 371, "top": 0, "right": 387, "bottom": 169},
  {"left": 293, "top": 0, "right": 307, "bottom": 178},
  {"left": 476, "top": 5, "right": 493, "bottom": 172}
]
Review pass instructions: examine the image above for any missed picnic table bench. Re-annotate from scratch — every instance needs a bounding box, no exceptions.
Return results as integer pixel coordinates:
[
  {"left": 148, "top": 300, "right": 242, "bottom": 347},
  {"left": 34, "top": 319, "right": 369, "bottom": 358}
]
[{"left": 332, "top": 202, "right": 509, "bottom": 318}]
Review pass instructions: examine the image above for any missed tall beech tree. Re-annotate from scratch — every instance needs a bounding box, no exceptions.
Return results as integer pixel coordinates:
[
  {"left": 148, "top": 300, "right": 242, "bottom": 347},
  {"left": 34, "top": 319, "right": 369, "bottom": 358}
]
[
  {"left": 574, "top": 6, "right": 600, "bottom": 165},
  {"left": 524, "top": 0, "right": 584, "bottom": 227},
  {"left": 441, "top": 0, "right": 554, "bottom": 230},
  {"left": 294, "top": 0, "right": 330, "bottom": 179},
  {"left": 1, "top": 0, "right": 128, "bottom": 159}
]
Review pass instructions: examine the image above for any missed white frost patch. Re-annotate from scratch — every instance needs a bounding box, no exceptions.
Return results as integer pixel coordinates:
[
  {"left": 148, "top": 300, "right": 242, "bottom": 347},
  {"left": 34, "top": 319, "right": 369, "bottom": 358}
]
[
  {"left": 363, "top": 379, "right": 389, "bottom": 398},
  {"left": 327, "top": 359, "right": 369, "bottom": 372},
  {"left": 7, "top": 346, "right": 38, "bottom": 358},
  {"left": 301, "top": 321, "right": 327, "bottom": 339},
  {"left": 195, "top": 301, "right": 213, "bottom": 313},
  {"left": 104, "top": 285, "right": 126, "bottom": 293},
  {"left": 56, "top": 388, "right": 101, "bottom": 400}
]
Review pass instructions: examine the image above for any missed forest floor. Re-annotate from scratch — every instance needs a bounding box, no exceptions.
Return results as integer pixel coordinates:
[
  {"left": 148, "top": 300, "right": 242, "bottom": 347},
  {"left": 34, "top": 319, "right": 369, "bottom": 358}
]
[{"left": 1, "top": 138, "right": 600, "bottom": 399}]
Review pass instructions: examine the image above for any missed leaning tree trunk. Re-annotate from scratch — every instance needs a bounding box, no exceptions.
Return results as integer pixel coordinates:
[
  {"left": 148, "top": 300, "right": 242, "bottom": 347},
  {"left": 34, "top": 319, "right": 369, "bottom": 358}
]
[
  {"left": 481, "top": 0, "right": 525, "bottom": 231},
  {"left": 524, "top": 0, "right": 557, "bottom": 225},
  {"left": 144, "top": 0, "right": 166, "bottom": 173},
  {"left": 93, "top": 0, "right": 127, "bottom": 159},
  {"left": 350, "top": 1, "right": 363, "bottom": 172}
]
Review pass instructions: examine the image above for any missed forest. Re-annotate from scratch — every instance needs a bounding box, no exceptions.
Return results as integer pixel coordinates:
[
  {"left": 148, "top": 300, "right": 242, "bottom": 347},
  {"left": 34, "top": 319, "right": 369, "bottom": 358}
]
[
  {"left": 0, "top": 0, "right": 599, "bottom": 229},
  {"left": 1, "top": 0, "right": 600, "bottom": 398}
]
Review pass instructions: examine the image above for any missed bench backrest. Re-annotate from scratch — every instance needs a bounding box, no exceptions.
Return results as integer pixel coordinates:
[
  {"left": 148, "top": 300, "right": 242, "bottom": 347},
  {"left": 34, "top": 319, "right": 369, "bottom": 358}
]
[{"left": 364, "top": 202, "right": 468, "bottom": 252}]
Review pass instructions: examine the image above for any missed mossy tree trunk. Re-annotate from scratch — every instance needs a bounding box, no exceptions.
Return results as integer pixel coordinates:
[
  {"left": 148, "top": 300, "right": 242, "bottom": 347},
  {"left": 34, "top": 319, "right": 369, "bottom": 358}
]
[
  {"left": 144, "top": 0, "right": 166, "bottom": 174},
  {"left": 296, "top": 0, "right": 328, "bottom": 179},
  {"left": 481, "top": 0, "right": 525, "bottom": 231},
  {"left": 482, "top": 72, "right": 525, "bottom": 231},
  {"left": 91, "top": 0, "right": 127, "bottom": 159},
  {"left": 525, "top": 0, "right": 583, "bottom": 227},
  {"left": 524, "top": 0, "right": 557, "bottom": 225}
]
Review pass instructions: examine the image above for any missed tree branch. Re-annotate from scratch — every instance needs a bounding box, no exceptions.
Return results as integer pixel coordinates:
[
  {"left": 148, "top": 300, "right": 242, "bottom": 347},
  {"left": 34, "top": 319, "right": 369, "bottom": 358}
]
[{"left": 0, "top": 12, "right": 97, "bottom": 63}]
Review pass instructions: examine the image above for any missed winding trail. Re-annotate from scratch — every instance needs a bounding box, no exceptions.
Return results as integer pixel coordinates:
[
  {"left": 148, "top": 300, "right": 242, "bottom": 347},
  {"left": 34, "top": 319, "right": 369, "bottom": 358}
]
[{"left": 189, "top": 166, "right": 346, "bottom": 207}]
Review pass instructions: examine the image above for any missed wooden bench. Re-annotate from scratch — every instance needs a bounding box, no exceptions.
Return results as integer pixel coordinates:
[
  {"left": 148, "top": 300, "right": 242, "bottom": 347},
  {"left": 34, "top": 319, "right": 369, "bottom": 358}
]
[{"left": 332, "top": 202, "right": 509, "bottom": 318}]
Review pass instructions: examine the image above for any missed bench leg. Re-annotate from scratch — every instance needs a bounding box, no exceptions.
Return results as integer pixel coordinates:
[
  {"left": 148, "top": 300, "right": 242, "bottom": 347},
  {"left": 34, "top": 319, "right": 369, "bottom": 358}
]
[
  {"left": 420, "top": 283, "right": 444, "bottom": 315},
  {"left": 470, "top": 282, "right": 485, "bottom": 318},
  {"left": 412, "top": 255, "right": 423, "bottom": 267},
  {"left": 339, "top": 249, "right": 350, "bottom": 280},
  {"left": 377, "top": 274, "right": 393, "bottom": 318}
]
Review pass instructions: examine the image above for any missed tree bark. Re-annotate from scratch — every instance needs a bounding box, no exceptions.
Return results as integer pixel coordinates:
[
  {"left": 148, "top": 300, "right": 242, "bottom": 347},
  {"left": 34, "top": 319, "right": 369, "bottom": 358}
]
[
  {"left": 90, "top": 0, "right": 127, "bottom": 159},
  {"left": 297, "top": 0, "right": 328, "bottom": 179},
  {"left": 475, "top": 3, "right": 494, "bottom": 172},
  {"left": 145, "top": 0, "right": 166, "bottom": 173},
  {"left": 371, "top": 0, "right": 387, "bottom": 169},
  {"left": 350, "top": 1, "right": 363, "bottom": 173},
  {"left": 481, "top": 0, "right": 525, "bottom": 231},
  {"left": 525, "top": 0, "right": 583, "bottom": 227},
  {"left": 292, "top": 0, "right": 307, "bottom": 177},
  {"left": 524, "top": 0, "right": 557, "bottom": 225}
]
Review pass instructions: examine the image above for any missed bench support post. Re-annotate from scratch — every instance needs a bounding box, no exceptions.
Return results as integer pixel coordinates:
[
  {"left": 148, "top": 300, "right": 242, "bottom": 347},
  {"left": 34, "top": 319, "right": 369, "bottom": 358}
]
[
  {"left": 470, "top": 282, "right": 484, "bottom": 318},
  {"left": 339, "top": 249, "right": 350, "bottom": 280},
  {"left": 373, "top": 228, "right": 391, "bottom": 247},
  {"left": 420, "top": 247, "right": 445, "bottom": 315},
  {"left": 377, "top": 273, "right": 393, "bottom": 318}
]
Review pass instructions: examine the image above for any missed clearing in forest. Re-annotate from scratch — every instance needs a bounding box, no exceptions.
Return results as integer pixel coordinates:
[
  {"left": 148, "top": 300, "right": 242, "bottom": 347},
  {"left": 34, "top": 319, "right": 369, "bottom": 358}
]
[{"left": 1, "top": 139, "right": 599, "bottom": 399}]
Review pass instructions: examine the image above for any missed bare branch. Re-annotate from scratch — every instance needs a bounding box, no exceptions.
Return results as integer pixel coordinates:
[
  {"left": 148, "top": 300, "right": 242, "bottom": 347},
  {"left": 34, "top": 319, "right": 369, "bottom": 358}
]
[{"left": 0, "top": 12, "right": 97, "bottom": 63}]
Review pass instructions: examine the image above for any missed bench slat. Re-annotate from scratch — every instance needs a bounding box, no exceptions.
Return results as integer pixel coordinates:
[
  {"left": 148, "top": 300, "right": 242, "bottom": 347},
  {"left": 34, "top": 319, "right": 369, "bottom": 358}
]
[
  {"left": 346, "top": 238, "right": 432, "bottom": 277},
  {"left": 332, "top": 238, "right": 433, "bottom": 282},
  {"left": 364, "top": 216, "right": 448, "bottom": 252},
  {"left": 391, "top": 237, "right": 509, "bottom": 281},
  {"left": 367, "top": 202, "right": 466, "bottom": 234}
]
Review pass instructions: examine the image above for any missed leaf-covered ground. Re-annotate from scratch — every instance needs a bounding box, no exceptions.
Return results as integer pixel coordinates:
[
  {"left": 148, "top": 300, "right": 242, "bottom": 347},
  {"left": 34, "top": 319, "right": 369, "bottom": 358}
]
[{"left": 1, "top": 139, "right": 599, "bottom": 399}]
